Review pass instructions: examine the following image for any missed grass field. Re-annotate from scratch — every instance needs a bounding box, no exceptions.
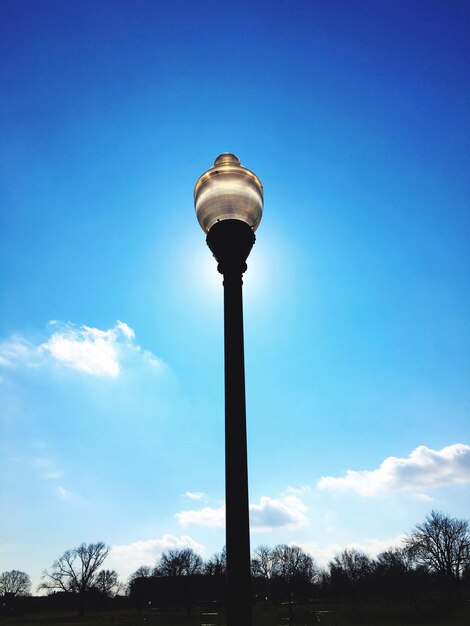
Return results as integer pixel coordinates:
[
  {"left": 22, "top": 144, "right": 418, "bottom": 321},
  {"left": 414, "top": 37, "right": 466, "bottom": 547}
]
[{"left": 1, "top": 601, "right": 470, "bottom": 626}]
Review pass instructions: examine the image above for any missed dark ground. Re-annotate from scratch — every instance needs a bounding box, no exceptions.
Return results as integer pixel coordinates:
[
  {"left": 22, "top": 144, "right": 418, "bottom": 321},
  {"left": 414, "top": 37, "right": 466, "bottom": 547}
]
[{"left": 1, "top": 600, "right": 470, "bottom": 626}]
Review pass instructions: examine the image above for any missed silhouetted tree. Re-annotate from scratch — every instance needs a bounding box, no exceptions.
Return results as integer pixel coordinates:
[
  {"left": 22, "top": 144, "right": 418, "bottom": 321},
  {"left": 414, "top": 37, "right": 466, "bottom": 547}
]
[
  {"left": 132, "top": 565, "right": 152, "bottom": 578},
  {"left": 405, "top": 510, "right": 470, "bottom": 601},
  {"left": 329, "top": 548, "right": 373, "bottom": 609},
  {"left": 271, "top": 545, "right": 316, "bottom": 612},
  {"left": 95, "top": 569, "right": 119, "bottom": 597},
  {"left": 153, "top": 548, "right": 203, "bottom": 614},
  {"left": 38, "top": 542, "right": 109, "bottom": 616},
  {"left": 317, "top": 568, "right": 332, "bottom": 605},
  {"left": 376, "top": 546, "right": 422, "bottom": 607},
  {"left": 154, "top": 548, "right": 203, "bottom": 577},
  {"left": 127, "top": 565, "right": 152, "bottom": 594},
  {"left": 204, "top": 547, "right": 226, "bottom": 576},
  {"left": 251, "top": 545, "right": 275, "bottom": 602},
  {"left": 252, "top": 545, "right": 275, "bottom": 581},
  {"left": 0, "top": 570, "right": 31, "bottom": 596},
  {"left": 127, "top": 567, "right": 154, "bottom": 615}
]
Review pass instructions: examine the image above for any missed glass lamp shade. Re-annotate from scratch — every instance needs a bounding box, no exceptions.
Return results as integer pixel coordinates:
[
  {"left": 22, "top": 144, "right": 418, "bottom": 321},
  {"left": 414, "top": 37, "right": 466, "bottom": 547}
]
[{"left": 194, "top": 153, "right": 263, "bottom": 234}]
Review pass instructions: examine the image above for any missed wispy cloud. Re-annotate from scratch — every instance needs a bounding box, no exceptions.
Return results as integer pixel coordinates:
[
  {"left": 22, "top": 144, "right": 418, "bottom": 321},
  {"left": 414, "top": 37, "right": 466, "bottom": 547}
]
[
  {"left": 0, "top": 320, "right": 163, "bottom": 378},
  {"left": 317, "top": 444, "right": 470, "bottom": 497},
  {"left": 53, "top": 485, "right": 82, "bottom": 503},
  {"left": 32, "top": 457, "right": 63, "bottom": 480},
  {"left": 175, "top": 491, "right": 309, "bottom": 532},
  {"left": 183, "top": 491, "right": 207, "bottom": 501},
  {"left": 0, "top": 338, "right": 37, "bottom": 368}
]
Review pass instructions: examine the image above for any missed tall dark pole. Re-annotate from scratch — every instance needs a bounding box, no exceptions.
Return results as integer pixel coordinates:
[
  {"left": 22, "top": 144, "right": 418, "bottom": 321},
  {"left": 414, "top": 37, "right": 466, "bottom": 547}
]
[
  {"left": 195, "top": 152, "right": 263, "bottom": 625},
  {"left": 207, "top": 219, "right": 255, "bottom": 626}
]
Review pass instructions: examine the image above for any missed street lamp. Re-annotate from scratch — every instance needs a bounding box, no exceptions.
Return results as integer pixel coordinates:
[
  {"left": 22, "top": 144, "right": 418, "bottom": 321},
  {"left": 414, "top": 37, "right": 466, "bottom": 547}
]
[{"left": 194, "top": 153, "right": 263, "bottom": 626}]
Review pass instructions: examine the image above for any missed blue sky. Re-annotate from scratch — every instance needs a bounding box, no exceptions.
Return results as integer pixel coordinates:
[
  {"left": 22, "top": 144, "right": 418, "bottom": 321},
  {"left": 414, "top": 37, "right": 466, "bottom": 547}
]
[{"left": 1, "top": 0, "right": 469, "bottom": 589}]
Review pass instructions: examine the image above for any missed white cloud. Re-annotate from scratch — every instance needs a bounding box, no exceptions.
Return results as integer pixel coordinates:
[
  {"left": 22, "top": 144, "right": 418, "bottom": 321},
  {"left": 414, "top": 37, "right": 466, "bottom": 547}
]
[
  {"left": 115, "top": 321, "right": 135, "bottom": 340},
  {"left": 317, "top": 444, "right": 470, "bottom": 497},
  {"left": 39, "top": 322, "right": 126, "bottom": 377},
  {"left": 108, "top": 535, "right": 204, "bottom": 580},
  {"left": 0, "top": 320, "right": 163, "bottom": 378},
  {"left": 300, "top": 534, "right": 406, "bottom": 568},
  {"left": 175, "top": 491, "right": 309, "bottom": 532},
  {"left": 183, "top": 491, "right": 207, "bottom": 501},
  {"left": 250, "top": 493, "right": 309, "bottom": 532},
  {"left": 176, "top": 505, "right": 225, "bottom": 528}
]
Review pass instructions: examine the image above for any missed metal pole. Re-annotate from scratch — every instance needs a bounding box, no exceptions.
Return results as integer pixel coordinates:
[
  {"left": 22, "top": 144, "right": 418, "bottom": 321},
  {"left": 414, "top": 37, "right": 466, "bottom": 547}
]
[
  {"left": 223, "top": 268, "right": 252, "bottom": 626},
  {"left": 206, "top": 219, "right": 255, "bottom": 626}
]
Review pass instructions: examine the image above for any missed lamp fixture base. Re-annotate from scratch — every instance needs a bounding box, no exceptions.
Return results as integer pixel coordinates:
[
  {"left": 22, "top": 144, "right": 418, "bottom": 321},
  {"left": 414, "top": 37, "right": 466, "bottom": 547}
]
[{"left": 206, "top": 220, "right": 256, "bottom": 276}]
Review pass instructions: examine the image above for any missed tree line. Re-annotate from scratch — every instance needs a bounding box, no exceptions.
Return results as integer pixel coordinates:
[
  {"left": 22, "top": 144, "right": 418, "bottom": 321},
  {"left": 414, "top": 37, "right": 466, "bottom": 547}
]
[{"left": 2, "top": 510, "right": 469, "bottom": 614}]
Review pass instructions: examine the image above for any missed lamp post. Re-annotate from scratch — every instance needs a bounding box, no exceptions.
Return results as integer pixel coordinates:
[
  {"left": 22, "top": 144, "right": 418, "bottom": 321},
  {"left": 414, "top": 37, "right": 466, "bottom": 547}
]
[{"left": 194, "top": 153, "right": 263, "bottom": 626}]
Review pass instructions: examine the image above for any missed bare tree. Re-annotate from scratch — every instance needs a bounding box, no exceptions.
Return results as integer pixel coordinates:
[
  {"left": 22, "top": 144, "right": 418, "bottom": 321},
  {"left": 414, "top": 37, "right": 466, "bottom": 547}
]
[
  {"left": 95, "top": 569, "right": 119, "bottom": 597},
  {"left": 251, "top": 545, "right": 276, "bottom": 605},
  {"left": 271, "top": 545, "right": 316, "bottom": 611},
  {"left": 127, "top": 565, "right": 152, "bottom": 595},
  {"left": 376, "top": 546, "right": 422, "bottom": 607},
  {"left": 154, "top": 548, "right": 203, "bottom": 577},
  {"left": 251, "top": 545, "right": 275, "bottom": 581},
  {"left": 204, "top": 547, "right": 226, "bottom": 576},
  {"left": 377, "top": 546, "right": 415, "bottom": 572},
  {"left": 38, "top": 542, "right": 109, "bottom": 615},
  {"left": 128, "top": 565, "right": 152, "bottom": 582},
  {"left": 0, "top": 570, "right": 31, "bottom": 596},
  {"left": 131, "top": 565, "right": 153, "bottom": 579},
  {"left": 405, "top": 510, "right": 470, "bottom": 600},
  {"left": 329, "top": 548, "right": 373, "bottom": 609},
  {"left": 272, "top": 544, "right": 316, "bottom": 583}
]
